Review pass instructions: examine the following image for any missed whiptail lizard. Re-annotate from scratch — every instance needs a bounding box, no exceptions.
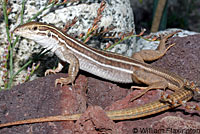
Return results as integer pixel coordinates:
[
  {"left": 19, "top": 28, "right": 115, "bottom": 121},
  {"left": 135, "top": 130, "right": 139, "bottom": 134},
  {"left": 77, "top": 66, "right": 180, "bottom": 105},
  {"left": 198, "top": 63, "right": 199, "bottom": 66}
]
[{"left": 0, "top": 22, "right": 197, "bottom": 128}]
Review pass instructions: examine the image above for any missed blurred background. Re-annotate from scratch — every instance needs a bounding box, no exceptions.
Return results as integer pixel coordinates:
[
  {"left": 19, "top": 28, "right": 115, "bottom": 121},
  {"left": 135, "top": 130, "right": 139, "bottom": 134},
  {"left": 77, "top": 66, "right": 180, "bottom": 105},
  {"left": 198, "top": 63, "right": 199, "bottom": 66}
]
[{"left": 130, "top": 0, "right": 200, "bottom": 33}]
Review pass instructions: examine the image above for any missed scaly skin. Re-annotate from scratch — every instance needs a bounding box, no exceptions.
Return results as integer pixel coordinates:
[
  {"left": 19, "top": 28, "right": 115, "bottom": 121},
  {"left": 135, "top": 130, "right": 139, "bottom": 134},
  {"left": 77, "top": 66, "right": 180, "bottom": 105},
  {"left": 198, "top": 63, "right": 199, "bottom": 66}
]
[{"left": 0, "top": 88, "right": 193, "bottom": 128}]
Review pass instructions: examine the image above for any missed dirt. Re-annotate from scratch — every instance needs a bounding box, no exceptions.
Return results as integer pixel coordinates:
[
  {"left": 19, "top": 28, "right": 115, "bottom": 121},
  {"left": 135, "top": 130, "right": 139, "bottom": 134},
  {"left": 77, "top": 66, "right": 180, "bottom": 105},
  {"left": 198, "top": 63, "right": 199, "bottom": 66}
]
[{"left": 0, "top": 34, "right": 200, "bottom": 134}]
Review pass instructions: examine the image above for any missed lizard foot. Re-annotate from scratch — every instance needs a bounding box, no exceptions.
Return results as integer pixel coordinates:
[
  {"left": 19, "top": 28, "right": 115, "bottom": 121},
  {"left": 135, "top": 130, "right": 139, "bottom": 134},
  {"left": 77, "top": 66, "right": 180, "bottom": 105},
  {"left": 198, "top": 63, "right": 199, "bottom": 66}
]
[
  {"left": 55, "top": 77, "right": 74, "bottom": 87},
  {"left": 45, "top": 69, "right": 57, "bottom": 76},
  {"left": 160, "top": 91, "right": 177, "bottom": 106}
]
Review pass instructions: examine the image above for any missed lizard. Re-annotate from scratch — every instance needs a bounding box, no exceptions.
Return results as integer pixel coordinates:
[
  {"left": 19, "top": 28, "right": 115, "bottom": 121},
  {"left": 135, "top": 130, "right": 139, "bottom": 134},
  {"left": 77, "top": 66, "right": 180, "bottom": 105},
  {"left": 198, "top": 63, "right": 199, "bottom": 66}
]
[
  {"left": 0, "top": 21, "right": 198, "bottom": 128},
  {"left": 13, "top": 22, "right": 183, "bottom": 94}
]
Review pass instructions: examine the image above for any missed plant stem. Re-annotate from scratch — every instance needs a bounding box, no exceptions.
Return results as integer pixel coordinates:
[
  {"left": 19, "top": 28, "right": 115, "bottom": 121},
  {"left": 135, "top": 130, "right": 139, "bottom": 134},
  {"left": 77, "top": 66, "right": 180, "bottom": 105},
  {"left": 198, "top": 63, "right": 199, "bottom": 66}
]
[
  {"left": 21, "top": 0, "right": 27, "bottom": 24},
  {"left": 27, "top": 2, "right": 56, "bottom": 22},
  {"left": 2, "top": 0, "right": 13, "bottom": 89},
  {"left": 12, "top": 60, "right": 32, "bottom": 80},
  {"left": 2, "top": 1, "right": 12, "bottom": 44},
  {"left": 105, "top": 35, "right": 137, "bottom": 50}
]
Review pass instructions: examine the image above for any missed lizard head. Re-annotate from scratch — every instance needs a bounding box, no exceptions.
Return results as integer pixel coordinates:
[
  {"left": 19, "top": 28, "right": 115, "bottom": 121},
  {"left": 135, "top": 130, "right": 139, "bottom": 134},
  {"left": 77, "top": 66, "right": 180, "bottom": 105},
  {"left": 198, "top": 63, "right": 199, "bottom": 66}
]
[
  {"left": 13, "top": 21, "right": 61, "bottom": 52},
  {"left": 13, "top": 21, "right": 44, "bottom": 40}
]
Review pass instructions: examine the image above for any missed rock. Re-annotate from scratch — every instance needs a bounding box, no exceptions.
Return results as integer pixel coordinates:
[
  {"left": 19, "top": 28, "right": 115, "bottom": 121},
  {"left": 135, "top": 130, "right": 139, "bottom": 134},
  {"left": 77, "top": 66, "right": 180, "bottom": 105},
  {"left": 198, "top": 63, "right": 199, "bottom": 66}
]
[
  {"left": 74, "top": 106, "right": 123, "bottom": 134},
  {"left": 152, "top": 116, "right": 200, "bottom": 133},
  {"left": 0, "top": 74, "right": 88, "bottom": 134},
  {"left": 135, "top": 29, "right": 198, "bottom": 52}
]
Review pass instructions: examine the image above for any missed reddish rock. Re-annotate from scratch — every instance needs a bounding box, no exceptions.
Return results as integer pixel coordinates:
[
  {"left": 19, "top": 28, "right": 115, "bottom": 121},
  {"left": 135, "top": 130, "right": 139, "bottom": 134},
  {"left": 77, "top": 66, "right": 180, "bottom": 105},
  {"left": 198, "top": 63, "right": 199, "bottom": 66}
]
[
  {"left": 87, "top": 77, "right": 129, "bottom": 109},
  {"left": 152, "top": 116, "right": 200, "bottom": 134},
  {"left": 74, "top": 106, "right": 123, "bottom": 134},
  {"left": 0, "top": 74, "right": 87, "bottom": 134}
]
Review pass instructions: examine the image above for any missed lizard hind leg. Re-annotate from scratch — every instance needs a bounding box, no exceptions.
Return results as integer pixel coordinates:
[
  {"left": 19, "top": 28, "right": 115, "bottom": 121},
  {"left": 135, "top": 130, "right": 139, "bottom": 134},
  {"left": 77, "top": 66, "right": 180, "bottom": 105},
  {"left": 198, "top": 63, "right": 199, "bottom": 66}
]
[
  {"left": 130, "top": 69, "right": 169, "bottom": 102},
  {"left": 130, "top": 81, "right": 168, "bottom": 102}
]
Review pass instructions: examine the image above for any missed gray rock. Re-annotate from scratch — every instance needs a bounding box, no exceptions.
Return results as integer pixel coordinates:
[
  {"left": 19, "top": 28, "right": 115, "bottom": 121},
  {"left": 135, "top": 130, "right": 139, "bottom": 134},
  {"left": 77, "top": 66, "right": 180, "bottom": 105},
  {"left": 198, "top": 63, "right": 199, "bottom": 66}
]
[
  {"left": 0, "top": 0, "right": 135, "bottom": 87},
  {"left": 135, "top": 28, "right": 198, "bottom": 52}
]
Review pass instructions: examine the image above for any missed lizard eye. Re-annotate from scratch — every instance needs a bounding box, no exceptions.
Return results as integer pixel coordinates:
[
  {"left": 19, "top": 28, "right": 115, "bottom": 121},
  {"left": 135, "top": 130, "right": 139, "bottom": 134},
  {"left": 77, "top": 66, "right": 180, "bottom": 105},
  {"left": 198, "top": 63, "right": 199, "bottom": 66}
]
[{"left": 33, "top": 26, "right": 38, "bottom": 31}]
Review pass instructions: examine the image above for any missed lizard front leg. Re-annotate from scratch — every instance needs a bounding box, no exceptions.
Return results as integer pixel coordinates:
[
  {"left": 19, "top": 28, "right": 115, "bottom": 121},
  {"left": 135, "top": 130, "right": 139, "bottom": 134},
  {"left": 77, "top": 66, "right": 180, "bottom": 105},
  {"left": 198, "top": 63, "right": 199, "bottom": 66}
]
[{"left": 55, "top": 52, "right": 79, "bottom": 87}]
